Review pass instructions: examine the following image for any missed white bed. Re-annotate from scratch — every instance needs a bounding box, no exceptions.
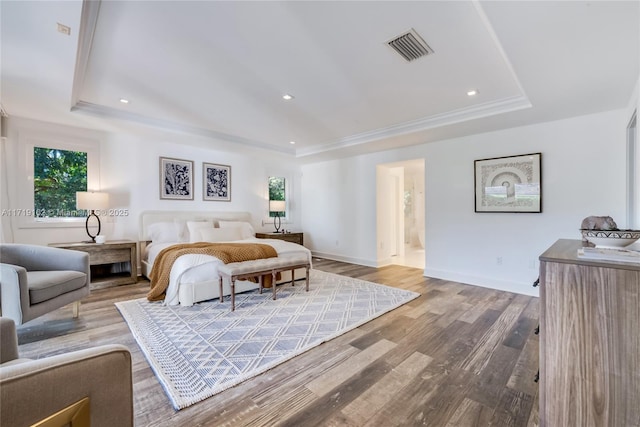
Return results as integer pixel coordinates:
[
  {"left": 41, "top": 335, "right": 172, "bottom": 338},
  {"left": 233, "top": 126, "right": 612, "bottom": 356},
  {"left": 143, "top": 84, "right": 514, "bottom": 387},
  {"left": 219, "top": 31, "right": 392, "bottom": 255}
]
[{"left": 139, "top": 210, "right": 312, "bottom": 306}]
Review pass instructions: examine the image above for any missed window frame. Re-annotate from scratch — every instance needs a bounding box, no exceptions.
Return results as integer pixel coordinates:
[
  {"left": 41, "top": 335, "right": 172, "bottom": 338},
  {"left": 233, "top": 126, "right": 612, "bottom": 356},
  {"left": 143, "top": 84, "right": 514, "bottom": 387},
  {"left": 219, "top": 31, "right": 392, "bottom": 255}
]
[{"left": 17, "top": 131, "right": 101, "bottom": 229}]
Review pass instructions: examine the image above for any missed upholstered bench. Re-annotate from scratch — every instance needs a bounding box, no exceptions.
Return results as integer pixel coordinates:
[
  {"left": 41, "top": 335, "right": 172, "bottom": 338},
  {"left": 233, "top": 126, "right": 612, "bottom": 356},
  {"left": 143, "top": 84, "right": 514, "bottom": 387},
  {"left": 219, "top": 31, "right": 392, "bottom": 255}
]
[{"left": 218, "top": 256, "right": 311, "bottom": 311}]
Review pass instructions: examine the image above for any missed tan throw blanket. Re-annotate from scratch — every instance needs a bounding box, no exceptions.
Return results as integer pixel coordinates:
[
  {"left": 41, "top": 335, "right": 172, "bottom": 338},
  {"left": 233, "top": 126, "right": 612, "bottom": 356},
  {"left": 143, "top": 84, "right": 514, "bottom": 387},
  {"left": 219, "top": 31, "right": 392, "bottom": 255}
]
[{"left": 147, "top": 242, "right": 278, "bottom": 302}]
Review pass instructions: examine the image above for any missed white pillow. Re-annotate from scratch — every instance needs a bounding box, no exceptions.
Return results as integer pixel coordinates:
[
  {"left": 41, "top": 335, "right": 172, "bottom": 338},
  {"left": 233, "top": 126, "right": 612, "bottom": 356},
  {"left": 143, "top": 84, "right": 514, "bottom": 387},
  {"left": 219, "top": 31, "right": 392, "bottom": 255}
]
[
  {"left": 148, "top": 222, "right": 180, "bottom": 243},
  {"left": 186, "top": 220, "right": 213, "bottom": 243},
  {"left": 199, "top": 227, "right": 243, "bottom": 242},
  {"left": 174, "top": 220, "right": 189, "bottom": 242},
  {"left": 218, "top": 221, "right": 255, "bottom": 239}
]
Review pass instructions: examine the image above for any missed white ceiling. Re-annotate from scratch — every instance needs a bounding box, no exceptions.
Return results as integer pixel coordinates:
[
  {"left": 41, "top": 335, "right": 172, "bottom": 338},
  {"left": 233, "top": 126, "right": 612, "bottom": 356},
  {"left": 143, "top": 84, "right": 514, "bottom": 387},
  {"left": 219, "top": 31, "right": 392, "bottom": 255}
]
[{"left": 1, "top": 1, "right": 638, "bottom": 163}]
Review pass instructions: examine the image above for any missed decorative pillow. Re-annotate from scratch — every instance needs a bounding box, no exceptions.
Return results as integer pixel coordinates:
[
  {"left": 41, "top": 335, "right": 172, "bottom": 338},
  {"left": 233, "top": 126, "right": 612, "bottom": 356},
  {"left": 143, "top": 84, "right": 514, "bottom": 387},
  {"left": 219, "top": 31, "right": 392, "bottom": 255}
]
[
  {"left": 199, "top": 227, "right": 243, "bottom": 243},
  {"left": 174, "top": 220, "right": 189, "bottom": 242},
  {"left": 186, "top": 220, "right": 214, "bottom": 243},
  {"left": 148, "top": 222, "right": 180, "bottom": 243},
  {"left": 217, "top": 221, "right": 255, "bottom": 239}
]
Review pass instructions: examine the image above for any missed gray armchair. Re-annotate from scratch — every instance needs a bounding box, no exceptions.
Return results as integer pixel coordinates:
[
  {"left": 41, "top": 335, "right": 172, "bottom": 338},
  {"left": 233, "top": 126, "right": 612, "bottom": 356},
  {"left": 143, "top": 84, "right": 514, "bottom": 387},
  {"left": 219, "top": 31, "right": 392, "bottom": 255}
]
[
  {"left": 0, "top": 243, "right": 90, "bottom": 325},
  {"left": 0, "top": 317, "right": 134, "bottom": 426}
]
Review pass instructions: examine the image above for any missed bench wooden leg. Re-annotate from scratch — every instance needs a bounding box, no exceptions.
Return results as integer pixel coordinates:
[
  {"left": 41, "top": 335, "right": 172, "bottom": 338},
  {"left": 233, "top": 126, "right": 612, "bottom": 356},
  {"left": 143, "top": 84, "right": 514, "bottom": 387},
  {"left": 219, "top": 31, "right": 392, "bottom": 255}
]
[
  {"left": 231, "top": 277, "right": 236, "bottom": 311},
  {"left": 290, "top": 268, "right": 295, "bottom": 286},
  {"left": 305, "top": 266, "right": 310, "bottom": 292},
  {"left": 219, "top": 277, "right": 224, "bottom": 303},
  {"left": 272, "top": 271, "right": 277, "bottom": 300},
  {"left": 259, "top": 275, "right": 263, "bottom": 294}
]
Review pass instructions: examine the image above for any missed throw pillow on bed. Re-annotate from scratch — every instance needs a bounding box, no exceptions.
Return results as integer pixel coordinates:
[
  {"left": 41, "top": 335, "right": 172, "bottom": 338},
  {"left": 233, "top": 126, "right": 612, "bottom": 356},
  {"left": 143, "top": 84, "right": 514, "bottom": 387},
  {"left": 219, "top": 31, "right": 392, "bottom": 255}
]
[
  {"left": 198, "top": 227, "right": 243, "bottom": 242},
  {"left": 217, "top": 221, "right": 255, "bottom": 239},
  {"left": 186, "top": 220, "right": 214, "bottom": 243},
  {"left": 148, "top": 222, "right": 181, "bottom": 243}
]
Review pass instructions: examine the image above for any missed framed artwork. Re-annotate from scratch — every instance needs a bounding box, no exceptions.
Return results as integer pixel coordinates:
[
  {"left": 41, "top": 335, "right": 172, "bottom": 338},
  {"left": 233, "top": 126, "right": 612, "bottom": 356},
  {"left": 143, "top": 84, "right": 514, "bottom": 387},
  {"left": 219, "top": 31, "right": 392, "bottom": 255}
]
[
  {"left": 203, "top": 162, "right": 231, "bottom": 201},
  {"left": 474, "top": 152, "right": 542, "bottom": 213},
  {"left": 159, "top": 157, "right": 194, "bottom": 200}
]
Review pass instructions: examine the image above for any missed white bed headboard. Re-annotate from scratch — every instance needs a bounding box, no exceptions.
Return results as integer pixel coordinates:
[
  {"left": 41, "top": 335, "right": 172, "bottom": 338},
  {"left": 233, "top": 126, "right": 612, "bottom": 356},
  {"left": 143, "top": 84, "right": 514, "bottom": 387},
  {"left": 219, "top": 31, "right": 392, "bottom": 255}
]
[{"left": 139, "top": 210, "right": 252, "bottom": 241}]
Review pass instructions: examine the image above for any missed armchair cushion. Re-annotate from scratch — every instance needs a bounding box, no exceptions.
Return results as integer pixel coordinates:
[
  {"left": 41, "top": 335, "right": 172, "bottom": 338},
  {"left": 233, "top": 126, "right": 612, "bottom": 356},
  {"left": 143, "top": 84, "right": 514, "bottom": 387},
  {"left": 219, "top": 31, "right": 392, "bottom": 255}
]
[
  {"left": 0, "top": 244, "right": 90, "bottom": 325},
  {"left": 28, "top": 270, "right": 88, "bottom": 304}
]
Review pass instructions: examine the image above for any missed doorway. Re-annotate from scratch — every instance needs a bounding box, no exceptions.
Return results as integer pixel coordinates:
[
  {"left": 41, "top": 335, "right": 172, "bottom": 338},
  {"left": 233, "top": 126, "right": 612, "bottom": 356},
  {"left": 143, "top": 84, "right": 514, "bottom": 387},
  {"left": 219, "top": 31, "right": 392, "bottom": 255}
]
[
  {"left": 376, "top": 159, "right": 425, "bottom": 269},
  {"left": 628, "top": 110, "right": 638, "bottom": 228}
]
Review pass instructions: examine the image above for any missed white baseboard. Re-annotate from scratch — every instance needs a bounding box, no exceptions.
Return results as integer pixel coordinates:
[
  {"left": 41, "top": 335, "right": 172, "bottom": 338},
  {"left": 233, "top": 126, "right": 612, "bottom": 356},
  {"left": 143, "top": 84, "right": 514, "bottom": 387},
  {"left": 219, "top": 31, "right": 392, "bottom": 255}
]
[
  {"left": 310, "top": 251, "right": 378, "bottom": 268},
  {"left": 423, "top": 268, "right": 539, "bottom": 297},
  {"left": 308, "top": 254, "right": 539, "bottom": 297}
]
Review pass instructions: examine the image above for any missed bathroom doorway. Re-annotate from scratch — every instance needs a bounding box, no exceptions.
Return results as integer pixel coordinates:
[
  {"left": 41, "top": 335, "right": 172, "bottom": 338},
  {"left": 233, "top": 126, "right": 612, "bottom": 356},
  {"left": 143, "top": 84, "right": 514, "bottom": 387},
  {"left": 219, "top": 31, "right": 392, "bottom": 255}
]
[{"left": 377, "top": 159, "right": 425, "bottom": 269}]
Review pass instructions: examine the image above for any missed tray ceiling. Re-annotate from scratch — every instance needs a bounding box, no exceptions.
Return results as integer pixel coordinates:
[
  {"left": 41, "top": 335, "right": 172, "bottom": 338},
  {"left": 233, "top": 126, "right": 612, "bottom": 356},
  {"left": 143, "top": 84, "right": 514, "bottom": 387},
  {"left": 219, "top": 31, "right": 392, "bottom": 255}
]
[{"left": 1, "top": 1, "right": 638, "bottom": 162}]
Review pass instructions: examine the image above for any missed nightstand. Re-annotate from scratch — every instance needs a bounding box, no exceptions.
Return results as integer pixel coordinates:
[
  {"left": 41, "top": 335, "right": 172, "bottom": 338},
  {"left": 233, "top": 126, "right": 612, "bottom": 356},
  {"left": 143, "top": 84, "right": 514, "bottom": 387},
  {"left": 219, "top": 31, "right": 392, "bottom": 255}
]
[
  {"left": 256, "top": 232, "right": 304, "bottom": 246},
  {"left": 49, "top": 240, "right": 137, "bottom": 288}
]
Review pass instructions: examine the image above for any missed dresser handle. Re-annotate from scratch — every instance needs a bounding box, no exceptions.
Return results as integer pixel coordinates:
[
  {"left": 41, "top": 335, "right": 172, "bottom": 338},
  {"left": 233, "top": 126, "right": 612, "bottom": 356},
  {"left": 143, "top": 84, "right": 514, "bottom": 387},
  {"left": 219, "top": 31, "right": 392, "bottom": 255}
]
[
  {"left": 534, "top": 371, "right": 539, "bottom": 383},
  {"left": 532, "top": 277, "right": 540, "bottom": 287},
  {"left": 534, "top": 325, "right": 539, "bottom": 335}
]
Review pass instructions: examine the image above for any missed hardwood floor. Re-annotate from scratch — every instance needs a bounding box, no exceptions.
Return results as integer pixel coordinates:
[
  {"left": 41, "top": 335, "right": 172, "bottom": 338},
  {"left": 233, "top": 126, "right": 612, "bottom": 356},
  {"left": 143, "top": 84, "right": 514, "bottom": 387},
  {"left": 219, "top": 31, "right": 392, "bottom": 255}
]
[{"left": 16, "top": 259, "right": 539, "bottom": 426}]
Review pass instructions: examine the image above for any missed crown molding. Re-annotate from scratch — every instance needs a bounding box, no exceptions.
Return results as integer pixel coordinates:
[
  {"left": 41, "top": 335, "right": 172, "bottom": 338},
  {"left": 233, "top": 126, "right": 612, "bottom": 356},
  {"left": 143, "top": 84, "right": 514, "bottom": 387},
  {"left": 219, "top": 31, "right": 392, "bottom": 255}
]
[
  {"left": 71, "top": 101, "right": 295, "bottom": 154},
  {"left": 295, "top": 95, "right": 532, "bottom": 158},
  {"left": 71, "top": 0, "right": 101, "bottom": 108}
]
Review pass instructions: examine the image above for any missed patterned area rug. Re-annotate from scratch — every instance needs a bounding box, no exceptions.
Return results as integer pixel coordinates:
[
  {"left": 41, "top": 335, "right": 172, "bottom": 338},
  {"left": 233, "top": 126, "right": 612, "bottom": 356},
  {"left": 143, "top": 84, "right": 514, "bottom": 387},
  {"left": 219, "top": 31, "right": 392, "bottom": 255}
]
[{"left": 115, "top": 270, "right": 419, "bottom": 410}]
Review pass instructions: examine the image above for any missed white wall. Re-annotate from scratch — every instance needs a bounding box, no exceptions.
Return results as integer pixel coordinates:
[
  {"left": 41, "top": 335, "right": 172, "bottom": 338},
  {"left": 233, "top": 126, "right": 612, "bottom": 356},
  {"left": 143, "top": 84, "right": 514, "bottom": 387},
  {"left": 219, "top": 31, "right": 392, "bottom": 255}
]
[
  {"left": 2, "top": 107, "right": 632, "bottom": 297},
  {"left": 301, "top": 157, "right": 380, "bottom": 266},
  {"left": 301, "top": 109, "right": 629, "bottom": 296},
  {"left": 1, "top": 117, "right": 302, "bottom": 245},
  {"left": 99, "top": 131, "right": 302, "bottom": 242}
]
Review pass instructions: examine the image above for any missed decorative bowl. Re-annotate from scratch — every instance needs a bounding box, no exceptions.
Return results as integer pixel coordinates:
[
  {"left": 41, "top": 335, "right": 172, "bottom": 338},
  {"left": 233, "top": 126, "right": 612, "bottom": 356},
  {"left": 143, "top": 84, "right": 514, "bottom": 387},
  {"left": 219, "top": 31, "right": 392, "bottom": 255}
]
[{"left": 581, "top": 229, "right": 640, "bottom": 248}]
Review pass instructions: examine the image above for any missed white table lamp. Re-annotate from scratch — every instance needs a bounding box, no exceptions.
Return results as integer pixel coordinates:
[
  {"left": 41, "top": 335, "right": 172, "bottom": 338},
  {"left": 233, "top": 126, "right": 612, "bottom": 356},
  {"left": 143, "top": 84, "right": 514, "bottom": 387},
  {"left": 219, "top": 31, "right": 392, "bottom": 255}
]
[
  {"left": 269, "top": 200, "right": 286, "bottom": 233},
  {"left": 76, "top": 191, "right": 109, "bottom": 242}
]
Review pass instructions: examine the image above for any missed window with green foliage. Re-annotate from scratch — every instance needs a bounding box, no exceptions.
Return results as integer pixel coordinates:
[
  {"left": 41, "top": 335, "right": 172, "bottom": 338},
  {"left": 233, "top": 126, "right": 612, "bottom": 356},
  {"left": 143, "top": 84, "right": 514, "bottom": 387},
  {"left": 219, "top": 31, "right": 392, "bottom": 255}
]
[
  {"left": 268, "top": 176, "right": 286, "bottom": 218},
  {"left": 34, "top": 147, "right": 87, "bottom": 218}
]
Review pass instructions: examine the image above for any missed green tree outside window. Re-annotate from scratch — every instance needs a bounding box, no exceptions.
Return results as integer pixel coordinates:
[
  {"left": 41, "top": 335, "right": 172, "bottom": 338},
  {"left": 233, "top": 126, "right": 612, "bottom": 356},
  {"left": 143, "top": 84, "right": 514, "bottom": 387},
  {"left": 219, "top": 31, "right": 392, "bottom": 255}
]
[{"left": 34, "top": 147, "right": 87, "bottom": 218}]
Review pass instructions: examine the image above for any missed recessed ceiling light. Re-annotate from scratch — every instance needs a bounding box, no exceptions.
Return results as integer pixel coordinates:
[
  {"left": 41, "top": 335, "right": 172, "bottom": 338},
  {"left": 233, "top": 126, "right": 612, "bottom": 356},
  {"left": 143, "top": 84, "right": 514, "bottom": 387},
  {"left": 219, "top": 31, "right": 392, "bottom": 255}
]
[
  {"left": 119, "top": 98, "right": 129, "bottom": 104},
  {"left": 282, "top": 94, "right": 294, "bottom": 100},
  {"left": 289, "top": 141, "right": 296, "bottom": 145},
  {"left": 467, "top": 90, "right": 478, "bottom": 96}
]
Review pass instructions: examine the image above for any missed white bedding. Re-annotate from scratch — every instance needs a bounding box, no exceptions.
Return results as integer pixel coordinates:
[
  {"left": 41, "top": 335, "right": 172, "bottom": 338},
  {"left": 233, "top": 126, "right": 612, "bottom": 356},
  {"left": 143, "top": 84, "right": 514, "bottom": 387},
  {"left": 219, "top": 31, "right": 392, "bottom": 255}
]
[{"left": 144, "top": 238, "right": 312, "bottom": 306}]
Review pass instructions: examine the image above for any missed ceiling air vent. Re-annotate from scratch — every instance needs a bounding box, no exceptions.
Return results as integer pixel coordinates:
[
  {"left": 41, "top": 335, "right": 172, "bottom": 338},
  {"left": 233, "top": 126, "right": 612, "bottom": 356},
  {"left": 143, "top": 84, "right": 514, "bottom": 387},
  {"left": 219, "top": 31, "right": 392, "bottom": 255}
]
[{"left": 387, "top": 28, "right": 434, "bottom": 62}]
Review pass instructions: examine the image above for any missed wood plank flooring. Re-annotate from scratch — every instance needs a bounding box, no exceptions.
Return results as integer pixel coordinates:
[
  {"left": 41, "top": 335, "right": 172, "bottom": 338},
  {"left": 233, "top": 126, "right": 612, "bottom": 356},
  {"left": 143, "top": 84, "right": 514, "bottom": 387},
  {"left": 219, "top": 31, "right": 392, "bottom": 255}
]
[{"left": 16, "top": 259, "right": 539, "bottom": 427}]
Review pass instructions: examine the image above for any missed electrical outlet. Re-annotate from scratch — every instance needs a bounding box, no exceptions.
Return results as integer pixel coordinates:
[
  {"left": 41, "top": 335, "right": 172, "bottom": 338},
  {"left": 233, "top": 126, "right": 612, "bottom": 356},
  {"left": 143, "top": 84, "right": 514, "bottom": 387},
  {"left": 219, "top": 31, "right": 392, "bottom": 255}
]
[
  {"left": 496, "top": 256, "right": 503, "bottom": 265},
  {"left": 57, "top": 23, "right": 71, "bottom": 36}
]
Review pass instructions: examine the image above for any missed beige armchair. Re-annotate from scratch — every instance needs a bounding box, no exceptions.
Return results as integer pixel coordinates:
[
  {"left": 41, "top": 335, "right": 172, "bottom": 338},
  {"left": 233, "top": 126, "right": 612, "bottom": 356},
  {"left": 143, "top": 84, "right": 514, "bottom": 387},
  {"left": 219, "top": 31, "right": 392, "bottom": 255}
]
[
  {"left": 0, "top": 243, "right": 90, "bottom": 325},
  {"left": 0, "top": 317, "right": 134, "bottom": 426}
]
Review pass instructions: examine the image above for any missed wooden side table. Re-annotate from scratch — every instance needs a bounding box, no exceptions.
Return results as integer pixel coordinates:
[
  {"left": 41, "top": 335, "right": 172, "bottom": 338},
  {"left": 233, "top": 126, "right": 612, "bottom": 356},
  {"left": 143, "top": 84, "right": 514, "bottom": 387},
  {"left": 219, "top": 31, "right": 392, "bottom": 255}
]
[
  {"left": 256, "top": 232, "right": 304, "bottom": 247},
  {"left": 49, "top": 240, "right": 137, "bottom": 288}
]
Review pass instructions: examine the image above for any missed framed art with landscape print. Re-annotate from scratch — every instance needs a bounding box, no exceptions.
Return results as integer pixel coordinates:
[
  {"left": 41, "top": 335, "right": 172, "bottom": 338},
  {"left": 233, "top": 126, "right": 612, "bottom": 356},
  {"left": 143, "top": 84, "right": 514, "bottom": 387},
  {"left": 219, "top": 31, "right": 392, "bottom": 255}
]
[
  {"left": 203, "top": 162, "right": 231, "bottom": 201},
  {"left": 159, "top": 157, "right": 194, "bottom": 200},
  {"left": 474, "top": 152, "right": 542, "bottom": 213}
]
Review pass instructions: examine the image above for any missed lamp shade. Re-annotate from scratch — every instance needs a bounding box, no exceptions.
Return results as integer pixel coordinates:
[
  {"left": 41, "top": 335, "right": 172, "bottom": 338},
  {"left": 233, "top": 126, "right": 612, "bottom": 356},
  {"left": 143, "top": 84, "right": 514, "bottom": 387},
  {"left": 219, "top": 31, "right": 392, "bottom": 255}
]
[
  {"left": 76, "top": 191, "right": 109, "bottom": 210},
  {"left": 269, "top": 200, "right": 286, "bottom": 212}
]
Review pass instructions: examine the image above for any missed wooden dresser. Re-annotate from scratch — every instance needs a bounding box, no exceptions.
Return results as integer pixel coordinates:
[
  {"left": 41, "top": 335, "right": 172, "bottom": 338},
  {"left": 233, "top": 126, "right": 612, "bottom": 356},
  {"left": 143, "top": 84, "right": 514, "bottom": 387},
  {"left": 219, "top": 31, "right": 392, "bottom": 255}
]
[{"left": 538, "top": 239, "right": 639, "bottom": 426}]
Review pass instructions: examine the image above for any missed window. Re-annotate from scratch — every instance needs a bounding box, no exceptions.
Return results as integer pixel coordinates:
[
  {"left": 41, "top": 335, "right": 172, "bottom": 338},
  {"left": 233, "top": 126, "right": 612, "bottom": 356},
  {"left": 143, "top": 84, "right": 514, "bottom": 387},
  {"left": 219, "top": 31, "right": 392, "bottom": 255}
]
[
  {"left": 16, "top": 128, "right": 100, "bottom": 228},
  {"left": 34, "top": 147, "right": 87, "bottom": 218},
  {"left": 268, "top": 176, "right": 286, "bottom": 218}
]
